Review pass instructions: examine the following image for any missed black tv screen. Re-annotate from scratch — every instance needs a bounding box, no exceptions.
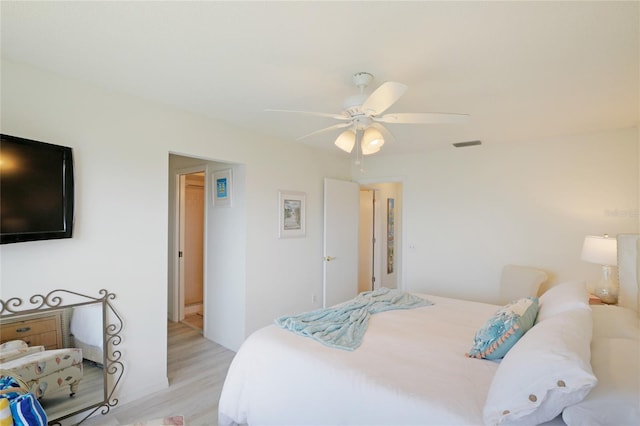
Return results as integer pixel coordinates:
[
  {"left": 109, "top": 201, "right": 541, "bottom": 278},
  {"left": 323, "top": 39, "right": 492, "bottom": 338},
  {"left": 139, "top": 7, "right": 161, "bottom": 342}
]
[{"left": 0, "top": 134, "right": 74, "bottom": 244}]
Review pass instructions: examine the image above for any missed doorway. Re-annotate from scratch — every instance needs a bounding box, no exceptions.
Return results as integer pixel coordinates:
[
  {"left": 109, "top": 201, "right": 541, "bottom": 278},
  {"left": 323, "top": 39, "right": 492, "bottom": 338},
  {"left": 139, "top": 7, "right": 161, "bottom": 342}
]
[
  {"left": 358, "top": 181, "right": 402, "bottom": 291},
  {"left": 359, "top": 189, "right": 379, "bottom": 293},
  {"left": 323, "top": 178, "right": 403, "bottom": 307},
  {"left": 178, "top": 171, "right": 205, "bottom": 331},
  {"left": 169, "top": 154, "right": 246, "bottom": 350}
]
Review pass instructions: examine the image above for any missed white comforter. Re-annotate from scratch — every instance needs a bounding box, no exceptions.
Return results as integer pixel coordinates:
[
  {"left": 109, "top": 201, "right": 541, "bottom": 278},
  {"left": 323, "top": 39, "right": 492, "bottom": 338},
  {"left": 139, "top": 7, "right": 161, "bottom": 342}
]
[
  {"left": 70, "top": 303, "right": 103, "bottom": 348},
  {"left": 218, "top": 294, "right": 502, "bottom": 426}
]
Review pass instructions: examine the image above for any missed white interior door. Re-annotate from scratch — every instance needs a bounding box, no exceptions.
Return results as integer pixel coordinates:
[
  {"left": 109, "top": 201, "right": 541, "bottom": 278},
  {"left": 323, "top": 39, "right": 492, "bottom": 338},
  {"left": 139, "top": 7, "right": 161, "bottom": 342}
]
[
  {"left": 358, "top": 190, "right": 375, "bottom": 293},
  {"left": 323, "top": 178, "right": 360, "bottom": 307},
  {"left": 174, "top": 168, "right": 205, "bottom": 324},
  {"left": 184, "top": 174, "right": 204, "bottom": 312}
]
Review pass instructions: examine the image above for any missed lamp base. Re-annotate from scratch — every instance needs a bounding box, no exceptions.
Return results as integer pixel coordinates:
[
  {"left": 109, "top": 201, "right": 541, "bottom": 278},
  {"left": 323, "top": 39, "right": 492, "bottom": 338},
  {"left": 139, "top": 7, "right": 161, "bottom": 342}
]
[
  {"left": 593, "top": 287, "right": 618, "bottom": 305},
  {"left": 593, "top": 265, "right": 618, "bottom": 305}
]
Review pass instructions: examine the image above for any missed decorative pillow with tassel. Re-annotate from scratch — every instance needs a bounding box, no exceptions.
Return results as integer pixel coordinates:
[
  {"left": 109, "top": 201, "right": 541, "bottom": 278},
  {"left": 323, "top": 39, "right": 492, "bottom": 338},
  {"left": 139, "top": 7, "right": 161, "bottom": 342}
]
[{"left": 466, "top": 297, "right": 539, "bottom": 360}]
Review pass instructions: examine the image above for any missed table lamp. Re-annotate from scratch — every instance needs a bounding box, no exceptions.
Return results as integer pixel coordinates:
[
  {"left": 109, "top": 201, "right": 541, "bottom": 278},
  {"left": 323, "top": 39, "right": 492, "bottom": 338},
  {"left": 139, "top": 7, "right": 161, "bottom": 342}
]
[{"left": 581, "top": 234, "right": 618, "bottom": 304}]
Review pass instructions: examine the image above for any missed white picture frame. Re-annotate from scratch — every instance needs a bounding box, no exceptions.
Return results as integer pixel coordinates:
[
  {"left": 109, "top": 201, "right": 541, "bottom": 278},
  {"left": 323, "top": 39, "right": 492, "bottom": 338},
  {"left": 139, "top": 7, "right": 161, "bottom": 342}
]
[
  {"left": 278, "top": 190, "right": 306, "bottom": 238},
  {"left": 212, "top": 169, "right": 232, "bottom": 207}
]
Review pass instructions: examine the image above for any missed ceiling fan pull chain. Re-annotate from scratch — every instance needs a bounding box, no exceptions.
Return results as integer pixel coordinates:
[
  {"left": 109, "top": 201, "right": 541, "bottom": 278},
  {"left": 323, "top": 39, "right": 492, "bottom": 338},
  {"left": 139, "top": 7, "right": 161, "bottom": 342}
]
[
  {"left": 355, "top": 128, "right": 364, "bottom": 171},
  {"left": 354, "top": 129, "right": 360, "bottom": 165}
]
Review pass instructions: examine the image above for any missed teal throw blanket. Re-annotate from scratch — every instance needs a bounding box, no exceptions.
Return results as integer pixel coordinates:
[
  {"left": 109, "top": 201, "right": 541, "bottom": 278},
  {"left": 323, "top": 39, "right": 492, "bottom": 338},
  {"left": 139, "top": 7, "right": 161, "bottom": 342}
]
[{"left": 275, "top": 287, "right": 432, "bottom": 351}]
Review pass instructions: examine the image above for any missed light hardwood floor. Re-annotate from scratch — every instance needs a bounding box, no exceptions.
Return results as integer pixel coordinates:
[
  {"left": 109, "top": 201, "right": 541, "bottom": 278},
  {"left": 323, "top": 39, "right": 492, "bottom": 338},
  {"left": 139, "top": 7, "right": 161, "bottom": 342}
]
[
  {"left": 41, "top": 361, "right": 104, "bottom": 421},
  {"left": 81, "top": 321, "right": 235, "bottom": 426},
  {"left": 182, "top": 313, "right": 204, "bottom": 331}
]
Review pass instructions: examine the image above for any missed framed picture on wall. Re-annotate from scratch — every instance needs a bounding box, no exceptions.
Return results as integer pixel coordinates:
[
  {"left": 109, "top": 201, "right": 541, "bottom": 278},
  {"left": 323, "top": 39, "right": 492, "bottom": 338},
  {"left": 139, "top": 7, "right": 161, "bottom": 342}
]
[
  {"left": 213, "top": 169, "right": 232, "bottom": 207},
  {"left": 278, "top": 190, "right": 306, "bottom": 238}
]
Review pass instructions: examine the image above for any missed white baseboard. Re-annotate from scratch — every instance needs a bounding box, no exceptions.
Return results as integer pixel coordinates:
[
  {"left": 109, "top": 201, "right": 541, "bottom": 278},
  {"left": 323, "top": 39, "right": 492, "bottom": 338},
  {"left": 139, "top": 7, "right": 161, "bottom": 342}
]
[
  {"left": 114, "top": 376, "right": 170, "bottom": 407},
  {"left": 184, "top": 303, "right": 203, "bottom": 315}
]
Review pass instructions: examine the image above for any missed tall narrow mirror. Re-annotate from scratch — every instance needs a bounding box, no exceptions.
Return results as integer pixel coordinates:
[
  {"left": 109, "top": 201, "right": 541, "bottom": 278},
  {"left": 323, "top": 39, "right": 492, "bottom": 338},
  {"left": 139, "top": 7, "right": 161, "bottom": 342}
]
[{"left": 0, "top": 289, "right": 123, "bottom": 425}]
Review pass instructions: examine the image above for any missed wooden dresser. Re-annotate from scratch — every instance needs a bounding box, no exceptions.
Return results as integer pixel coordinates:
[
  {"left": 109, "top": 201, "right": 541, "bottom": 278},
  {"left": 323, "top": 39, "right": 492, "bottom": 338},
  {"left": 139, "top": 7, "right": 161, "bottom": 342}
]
[{"left": 1, "top": 310, "right": 63, "bottom": 350}]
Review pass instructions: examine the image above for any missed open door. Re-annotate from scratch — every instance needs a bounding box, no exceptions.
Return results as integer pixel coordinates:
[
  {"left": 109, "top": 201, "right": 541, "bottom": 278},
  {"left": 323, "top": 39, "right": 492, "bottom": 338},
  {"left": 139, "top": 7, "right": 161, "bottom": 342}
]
[
  {"left": 359, "top": 189, "right": 381, "bottom": 293},
  {"left": 323, "top": 178, "right": 360, "bottom": 307},
  {"left": 177, "top": 171, "right": 205, "bottom": 331},
  {"left": 183, "top": 173, "right": 204, "bottom": 318}
]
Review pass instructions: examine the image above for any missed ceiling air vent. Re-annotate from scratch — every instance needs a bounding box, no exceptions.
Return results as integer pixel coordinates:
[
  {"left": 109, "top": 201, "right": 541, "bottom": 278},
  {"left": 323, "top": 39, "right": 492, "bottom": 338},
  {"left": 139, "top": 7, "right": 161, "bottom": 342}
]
[{"left": 452, "top": 140, "right": 482, "bottom": 148}]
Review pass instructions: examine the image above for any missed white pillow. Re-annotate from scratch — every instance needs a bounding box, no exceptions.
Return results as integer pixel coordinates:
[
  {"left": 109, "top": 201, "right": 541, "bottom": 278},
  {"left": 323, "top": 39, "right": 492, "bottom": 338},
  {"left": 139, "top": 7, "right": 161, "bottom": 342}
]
[
  {"left": 563, "top": 337, "right": 640, "bottom": 425},
  {"left": 0, "top": 345, "right": 44, "bottom": 363},
  {"left": 0, "top": 340, "right": 27, "bottom": 352},
  {"left": 483, "top": 308, "right": 597, "bottom": 426},
  {"left": 536, "top": 280, "right": 589, "bottom": 323}
]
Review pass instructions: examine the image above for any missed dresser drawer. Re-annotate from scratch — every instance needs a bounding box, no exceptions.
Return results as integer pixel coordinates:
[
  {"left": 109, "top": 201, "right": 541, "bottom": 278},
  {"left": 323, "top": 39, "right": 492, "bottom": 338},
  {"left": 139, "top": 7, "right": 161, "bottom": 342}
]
[
  {"left": 18, "top": 330, "right": 60, "bottom": 348},
  {"left": 1, "top": 312, "right": 63, "bottom": 350}
]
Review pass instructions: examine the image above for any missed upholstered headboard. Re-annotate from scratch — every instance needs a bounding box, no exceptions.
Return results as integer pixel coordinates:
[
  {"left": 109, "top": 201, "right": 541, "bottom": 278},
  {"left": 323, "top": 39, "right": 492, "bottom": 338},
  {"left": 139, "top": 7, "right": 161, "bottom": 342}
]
[
  {"left": 499, "top": 265, "right": 548, "bottom": 305},
  {"left": 617, "top": 234, "right": 640, "bottom": 312}
]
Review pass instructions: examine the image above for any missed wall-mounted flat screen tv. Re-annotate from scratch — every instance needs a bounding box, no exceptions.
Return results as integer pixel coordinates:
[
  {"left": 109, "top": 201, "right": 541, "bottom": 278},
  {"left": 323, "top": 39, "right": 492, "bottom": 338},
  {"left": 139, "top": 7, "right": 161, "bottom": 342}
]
[{"left": 0, "top": 134, "right": 75, "bottom": 244}]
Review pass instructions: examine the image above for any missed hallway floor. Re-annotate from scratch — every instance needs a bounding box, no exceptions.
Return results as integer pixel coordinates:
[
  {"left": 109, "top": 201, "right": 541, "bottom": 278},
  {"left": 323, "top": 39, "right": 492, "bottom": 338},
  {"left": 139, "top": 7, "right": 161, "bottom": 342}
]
[{"left": 182, "top": 312, "right": 203, "bottom": 331}]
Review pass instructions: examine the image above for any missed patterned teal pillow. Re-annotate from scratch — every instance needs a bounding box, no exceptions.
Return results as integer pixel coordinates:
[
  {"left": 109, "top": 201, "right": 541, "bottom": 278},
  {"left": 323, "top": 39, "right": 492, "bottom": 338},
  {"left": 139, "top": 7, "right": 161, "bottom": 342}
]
[{"left": 466, "top": 297, "right": 539, "bottom": 360}]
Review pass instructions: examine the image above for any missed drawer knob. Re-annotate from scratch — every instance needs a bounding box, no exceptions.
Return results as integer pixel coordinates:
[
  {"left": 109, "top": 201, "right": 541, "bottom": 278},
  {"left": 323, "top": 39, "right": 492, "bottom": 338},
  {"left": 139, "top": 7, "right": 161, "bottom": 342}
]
[{"left": 16, "top": 327, "right": 31, "bottom": 333}]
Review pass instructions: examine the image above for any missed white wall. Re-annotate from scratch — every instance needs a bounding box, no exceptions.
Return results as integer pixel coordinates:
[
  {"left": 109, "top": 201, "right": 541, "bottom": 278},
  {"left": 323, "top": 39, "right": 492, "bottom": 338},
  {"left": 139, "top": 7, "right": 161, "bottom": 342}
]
[
  {"left": 0, "top": 59, "right": 351, "bottom": 406},
  {"left": 205, "top": 162, "right": 246, "bottom": 350},
  {"left": 243, "top": 147, "right": 352, "bottom": 334},
  {"left": 358, "top": 128, "right": 639, "bottom": 302}
]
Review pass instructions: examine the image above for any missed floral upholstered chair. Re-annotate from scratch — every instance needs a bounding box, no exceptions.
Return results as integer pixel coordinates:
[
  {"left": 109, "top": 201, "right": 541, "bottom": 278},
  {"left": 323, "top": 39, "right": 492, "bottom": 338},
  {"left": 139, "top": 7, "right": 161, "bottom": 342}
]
[{"left": 0, "top": 340, "right": 83, "bottom": 399}]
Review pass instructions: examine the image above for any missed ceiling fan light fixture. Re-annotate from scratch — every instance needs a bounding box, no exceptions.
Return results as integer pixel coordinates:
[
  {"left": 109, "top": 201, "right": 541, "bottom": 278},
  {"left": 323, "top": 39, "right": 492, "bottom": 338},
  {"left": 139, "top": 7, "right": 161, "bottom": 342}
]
[
  {"left": 334, "top": 130, "right": 356, "bottom": 153},
  {"left": 267, "top": 72, "right": 468, "bottom": 156},
  {"left": 361, "top": 127, "right": 384, "bottom": 155}
]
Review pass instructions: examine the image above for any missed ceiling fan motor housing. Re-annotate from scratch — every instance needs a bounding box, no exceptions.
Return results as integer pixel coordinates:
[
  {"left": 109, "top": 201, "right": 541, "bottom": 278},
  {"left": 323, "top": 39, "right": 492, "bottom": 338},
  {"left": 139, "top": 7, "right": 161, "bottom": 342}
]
[
  {"left": 343, "top": 72, "right": 374, "bottom": 115},
  {"left": 343, "top": 99, "right": 366, "bottom": 117},
  {"left": 352, "top": 72, "right": 373, "bottom": 89}
]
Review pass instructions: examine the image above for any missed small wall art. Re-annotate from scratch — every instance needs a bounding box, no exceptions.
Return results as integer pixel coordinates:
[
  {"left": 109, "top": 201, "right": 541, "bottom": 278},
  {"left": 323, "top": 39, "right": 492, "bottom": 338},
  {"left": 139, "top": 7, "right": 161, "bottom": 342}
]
[
  {"left": 213, "top": 169, "right": 232, "bottom": 207},
  {"left": 278, "top": 190, "right": 306, "bottom": 238}
]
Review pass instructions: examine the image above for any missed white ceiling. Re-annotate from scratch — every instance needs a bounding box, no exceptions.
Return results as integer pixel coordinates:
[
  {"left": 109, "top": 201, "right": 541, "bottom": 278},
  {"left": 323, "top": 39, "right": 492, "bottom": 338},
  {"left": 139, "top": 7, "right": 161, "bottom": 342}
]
[{"left": 1, "top": 1, "right": 638, "bottom": 156}]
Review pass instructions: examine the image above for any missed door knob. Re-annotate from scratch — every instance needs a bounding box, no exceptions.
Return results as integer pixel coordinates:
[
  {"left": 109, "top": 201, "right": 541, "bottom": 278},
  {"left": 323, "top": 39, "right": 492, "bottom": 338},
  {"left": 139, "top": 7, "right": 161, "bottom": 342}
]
[{"left": 324, "top": 256, "right": 336, "bottom": 262}]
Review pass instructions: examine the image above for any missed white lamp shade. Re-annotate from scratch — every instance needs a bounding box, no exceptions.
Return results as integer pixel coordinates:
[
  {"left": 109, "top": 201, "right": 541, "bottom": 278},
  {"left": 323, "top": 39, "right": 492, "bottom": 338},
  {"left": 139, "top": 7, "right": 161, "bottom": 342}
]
[
  {"left": 361, "top": 127, "right": 384, "bottom": 155},
  {"left": 334, "top": 130, "right": 356, "bottom": 153},
  {"left": 581, "top": 235, "right": 617, "bottom": 266}
]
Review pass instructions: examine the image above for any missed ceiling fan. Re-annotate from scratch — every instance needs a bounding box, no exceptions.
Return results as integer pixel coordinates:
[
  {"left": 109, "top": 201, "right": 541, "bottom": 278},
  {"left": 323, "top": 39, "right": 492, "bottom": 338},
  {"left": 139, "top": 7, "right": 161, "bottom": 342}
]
[{"left": 267, "top": 72, "right": 469, "bottom": 157}]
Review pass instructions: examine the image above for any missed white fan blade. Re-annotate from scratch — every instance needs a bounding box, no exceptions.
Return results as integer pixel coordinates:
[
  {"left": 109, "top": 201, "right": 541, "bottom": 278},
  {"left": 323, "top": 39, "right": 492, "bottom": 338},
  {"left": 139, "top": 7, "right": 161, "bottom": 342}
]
[
  {"left": 296, "top": 122, "right": 352, "bottom": 140},
  {"left": 374, "top": 112, "right": 469, "bottom": 124},
  {"left": 265, "top": 109, "right": 349, "bottom": 120},
  {"left": 361, "top": 82, "right": 407, "bottom": 116},
  {"left": 369, "top": 122, "right": 396, "bottom": 145}
]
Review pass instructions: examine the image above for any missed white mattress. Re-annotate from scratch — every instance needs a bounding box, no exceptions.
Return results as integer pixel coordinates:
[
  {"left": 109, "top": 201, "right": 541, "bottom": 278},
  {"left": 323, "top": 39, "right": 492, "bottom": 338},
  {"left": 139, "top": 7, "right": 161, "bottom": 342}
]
[
  {"left": 70, "top": 304, "right": 103, "bottom": 348},
  {"left": 218, "top": 295, "right": 503, "bottom": 426}
]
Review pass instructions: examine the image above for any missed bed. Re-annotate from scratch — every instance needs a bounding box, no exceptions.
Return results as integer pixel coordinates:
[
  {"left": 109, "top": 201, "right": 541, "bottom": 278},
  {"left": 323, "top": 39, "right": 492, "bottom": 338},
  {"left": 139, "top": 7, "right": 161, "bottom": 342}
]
[
  {"left": 70, "top": 304, "right": 104, "bottom": 365},
  {"left": 218, "top": 234, "right": 640, "bottom": 426}
]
